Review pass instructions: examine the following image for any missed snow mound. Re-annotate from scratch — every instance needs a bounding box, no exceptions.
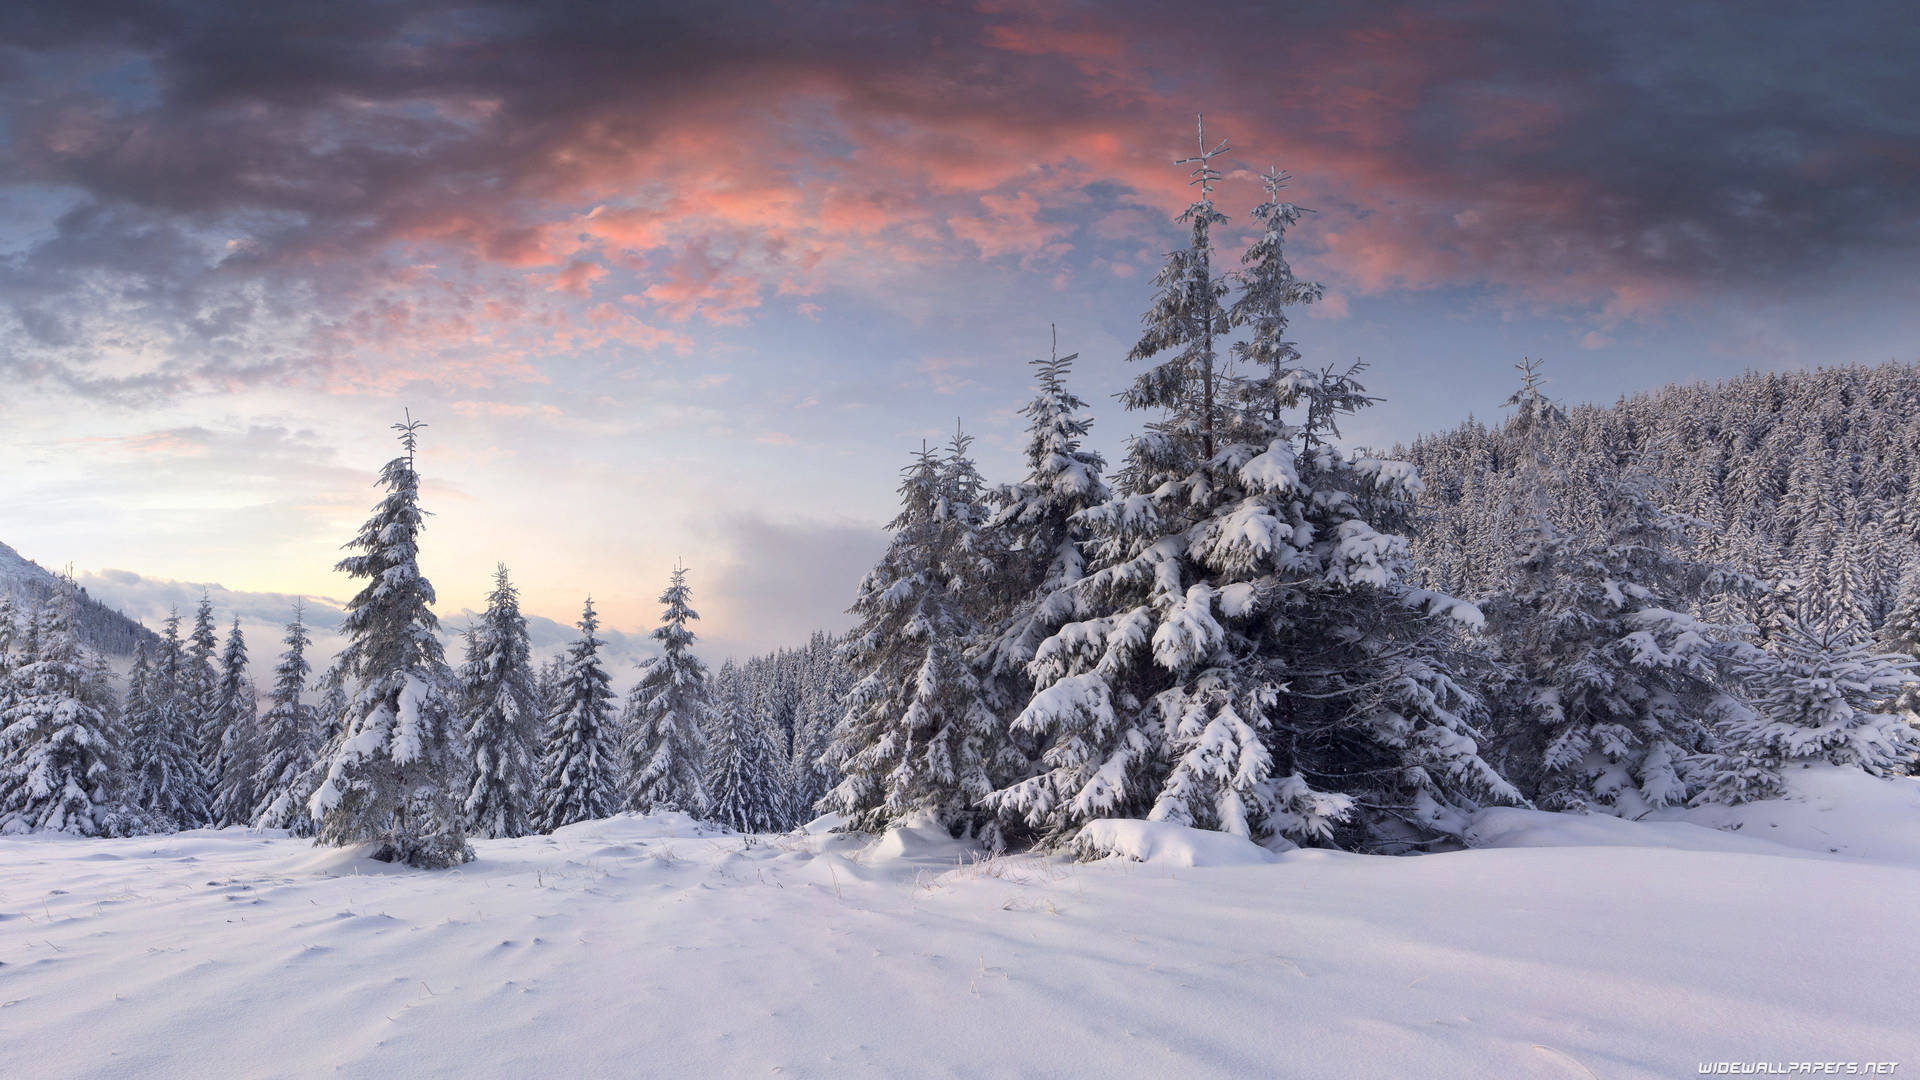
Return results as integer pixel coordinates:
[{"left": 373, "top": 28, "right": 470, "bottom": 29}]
[
  {"left": 867, "top": 811, "right": 973, "bottom": 863},
  {"left": 1464, "top": 807, "right": 1797, "bottom": 858},
  {"left": 1467, "top": 766, "right": 1920, "bottom": 868},
  {"left": 1656, "top": 765, "right": 1920, "bottom": 867},
  {"left": 798, "top": 810, "right": 847, "bottom": 835},
  {"left": 1073, "top": 819, "right": 1281, "bottom": 867},
  {"left": 547, "top": 810, "right": 719, "bottom": 843}
]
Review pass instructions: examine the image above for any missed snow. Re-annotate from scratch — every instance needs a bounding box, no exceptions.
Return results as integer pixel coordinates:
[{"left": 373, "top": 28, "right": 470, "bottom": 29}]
[
  {"left": 3, "top": 773, "right": 1918, "bottom": 1078},
  {"left": 1075, "top": 817, "right": 1283, "bottom": 865}
]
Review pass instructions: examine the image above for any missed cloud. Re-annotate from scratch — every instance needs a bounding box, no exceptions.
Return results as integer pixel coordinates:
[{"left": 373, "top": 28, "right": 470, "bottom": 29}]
[
  {"left": 692, "top": 513, "right": 886, "bottom": 658},
  {"left": 4, "top": 1, "right": 1914, "bottom": 407}
]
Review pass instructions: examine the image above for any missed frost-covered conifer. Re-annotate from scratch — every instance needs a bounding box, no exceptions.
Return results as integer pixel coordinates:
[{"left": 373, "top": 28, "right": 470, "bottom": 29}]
[
  {"left": 309, "top": 414, "right": 471, "bottom": 867},
  {"left": 978, "top": 329, "right": 1111, "bottom": 722},
  {"left": 539, "top": 598, "right": 620, "bottom": 829},
  {"left": 1120, "top": 115, "right": 1233, "bottom": 478},
  {"left": 620, "top": 567, "right": 712, "bottom": 814},
  {"left": 0, "top": 584, "right": 135, "bottom": 836},
  {"left": 209, "top": 618, "right": 260, "bottom": 826},
  {"left": 267, "top": 656, "right": 348, "bottom": 836},
  {"left": 1699, "top": 620, "right": 1919, "bottom": 803},
  {"left": 251, "top": 606, "right": 322, "bottom": 832},
  {"left": 127, "top": 609, "right": 211, "bottom": 828},
  {"left": 0, "top": 595, "right": 18, "bottom": 693},
  {"left": 186, "top": 592, "right": 221, "bottom": 777},
  {"left": 789, "top": 632, "right": 850, "bottom": 820},
  {"left": 826, "top": 433, "right": 1014, "bottom": 837},
  {"left": 1493, "top": 452, "right": 1735, "bottom": 812},
  {"left": 988, "top": 141, "right": 1513, "bottom": 848},
  {"left": 461, "top": 565, "right": 540, "bottom": 838},
  {"left": 705, "top": 661, "right": 784, "bottom": 833},
  {"left": 1226, "top": 166, "right": 1327, "bottom": 444}
]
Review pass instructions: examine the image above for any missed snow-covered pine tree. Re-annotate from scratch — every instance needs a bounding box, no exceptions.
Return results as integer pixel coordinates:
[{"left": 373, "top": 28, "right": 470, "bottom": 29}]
[
  {"left": 1494, "top": 448, "right": 1736, "bottom": 812},
  {"left": 705, "top": 660, "right": 784, "bottom": 833},
  {"left": 0, "top": 583, "right": 135, "bottom": 836},
  {"left": 267, "top": 655, "right": 349, "bottom": 836},
  {"left": 461, "top": 565, "right": 541, "bottom": 838},
  {"left": 186, "top": 592, "right": 221, "bottom": 779},
  {"left": 209, "top": 617, "right": 260, "bottom": 826},
  {"left": 1699, "top": 619, "right": 1919, "bottom": 803},
  {"left": 621, "top": 566, "right": 712, "bottom": 814},
  {"left": 1225, "top": 166, "right": 1327, "bottom": 445},
  {"left": 539, "top": 597, "right": 620, "bottom": 830},
  {"left": 309, "top": 414, "right": 471, "bottom": 868},
  {"left": 825, "top": 432, "right": 1015, "bottom": 838},
  {"left": 127, "top": 609, "right": 211, "bottom": 829},
  {"left": 0, "top": 595, "right": 18, "bottom": 697},
  {"left": 1121, "top": 115, "right": 1232, "bottom": 475},
  {"left": 988, "top": 141, "right": 1514, "bottom": 849},
  {"left": 978, "top": 328, "right": 1111, "bottom": 726},
  {"left": 251, "top": 605, "right": 322, "bottom": 832},
  {"left": 788, "top": 631, "right": 849, "bottom": 821}
]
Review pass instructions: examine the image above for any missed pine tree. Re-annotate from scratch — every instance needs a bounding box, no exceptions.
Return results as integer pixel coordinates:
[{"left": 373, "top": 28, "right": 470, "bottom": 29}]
[
  {"left": 789, "top": 631, "right": 849, "bottom": 821},
  {"left": 461, "top": 565, "right": 541, "bottom": 838},
  {"left": 251, "top": 605, "right": 322, "bottom": 832},
  {"left": 1121, "top": 114, "right": 1232, "bottom": 477},
  {"left": 705, "top": 661, "right": 784, "bottom": 833},
  {"left": 1226, "top": 165, "right": 1327, "bottom": 444},
  {"left": 978, "top": 328, "right": 1111, "bottom": 723},
  {"left": 186, "top": 592, "right": 221, "bottom": 779},
  {"left": 0, "top": 583, "right": 135, "bottom": 836},
  {"left": 1699, "top": 620, "right": 1919, "bottom": 803},
  {"left": 539, "top": 597, "right": 620, "bottom": 830},
  {"left": 621, "top": 566, "right": 712, "bottom": 815},
  {"left": 826, "top": 434, "right": 1013, "bottom": 837},
  {"left": 127, "top": 609, "right": 211, "bottom": 829},
  {"left": 988, "top": 142, "right": 1513, "bottom": 848},
  {"left": 0, "top": 594, "right": 18, "bottom": 695},
  {"left": 309, "top": 414, "right": 471, "bottom": 868},
  {"left": 1493, "top": 454, "right": 1734, "bottom": 812},
  {"left": 209, "top": 618, "right": 260, "bottom": 826},
  {"left": 268, "top": 656, "right": 350, "bottom": 836}
]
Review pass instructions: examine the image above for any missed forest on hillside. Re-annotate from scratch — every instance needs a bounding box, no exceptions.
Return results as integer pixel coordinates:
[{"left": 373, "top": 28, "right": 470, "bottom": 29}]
[
  {"left": 3, "top": 134, "right": 1915, "bottom": 869},
  {"left": 1406, "top": 360, "right": 1920, "bottom": 639}
]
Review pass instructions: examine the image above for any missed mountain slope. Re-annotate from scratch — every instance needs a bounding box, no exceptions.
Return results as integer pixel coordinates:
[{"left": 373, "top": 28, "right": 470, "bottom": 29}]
[{"left": 0, "top": 540, "right": 157, "bottom": 658}]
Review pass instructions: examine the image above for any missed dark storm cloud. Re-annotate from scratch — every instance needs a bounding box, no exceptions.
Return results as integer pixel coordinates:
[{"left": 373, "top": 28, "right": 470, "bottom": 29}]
[{"left": 2, "top": 0, "right": 1916, "bottom": 400}]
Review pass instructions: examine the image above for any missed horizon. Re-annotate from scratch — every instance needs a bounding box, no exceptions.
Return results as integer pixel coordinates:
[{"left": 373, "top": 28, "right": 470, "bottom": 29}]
[{"left": 4, "top": 1, "right": 1917, "bottom": 658}]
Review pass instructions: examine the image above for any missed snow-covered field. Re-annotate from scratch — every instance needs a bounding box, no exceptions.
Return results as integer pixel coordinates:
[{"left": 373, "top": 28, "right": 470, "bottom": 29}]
[{"left": 4, "top": 769, "right": 1917, "bottom": 1080}]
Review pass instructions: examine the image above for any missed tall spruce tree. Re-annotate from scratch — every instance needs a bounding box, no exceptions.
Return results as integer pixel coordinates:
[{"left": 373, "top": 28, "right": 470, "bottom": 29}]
[
  {"left": 309, "top": 414, "right": 471, "bottom": 868},
  {"left": 186, "top": 592, "right": 221, "bottom": 779},
  {"left": 0, "top": 584, "right": 135, "bottom": 836},
  {"left": 209, "top": 618, "right": 260, "bottom": 825},
  {"left": 462, "top": 565, "right": 541, "bottom": 838},
  {"left": 621, "top": 566, "right": 712, "bottom": 814},
  {"left": 1122, "top": 114, "right": 1232, "bottom": 475},
  {"left": 251, "top": 605, "right": 322, "bottom": 832},
  {"left": 987, "top": 140, "right": 1514, "bottom": 848},
  {"left": 826, "top": 433, "right": 1013, "bottom": 837},
  {"left": 128, "top": 609, "right": 211, "bottom": 828},
  {"left": 539, "top": 597, "right": 620, "bottom": 830},
  {"left": 978, "top": 329, "right": 1111, "bottom": 725}
]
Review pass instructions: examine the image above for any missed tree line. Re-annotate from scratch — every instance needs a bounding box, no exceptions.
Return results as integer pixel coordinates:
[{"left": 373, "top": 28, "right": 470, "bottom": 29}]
[{"left": 4, "top": 119, "right": 1916, "bottom": 863}]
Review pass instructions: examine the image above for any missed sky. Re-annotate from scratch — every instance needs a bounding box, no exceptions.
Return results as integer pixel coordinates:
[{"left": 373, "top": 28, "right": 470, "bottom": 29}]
[{"left": 3, "top": 0, "right": 1918, "bottom": 663}]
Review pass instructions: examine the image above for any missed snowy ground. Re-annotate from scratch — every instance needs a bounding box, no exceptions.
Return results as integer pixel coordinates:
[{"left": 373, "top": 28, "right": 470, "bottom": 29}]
[{"left": 4, "top": 770, "right": 1918, "bottom": 1079}]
